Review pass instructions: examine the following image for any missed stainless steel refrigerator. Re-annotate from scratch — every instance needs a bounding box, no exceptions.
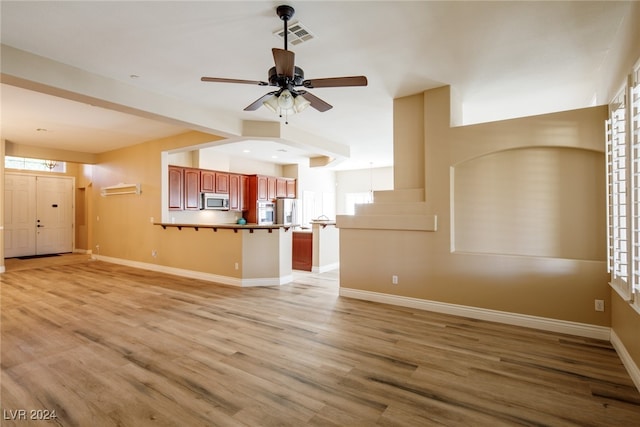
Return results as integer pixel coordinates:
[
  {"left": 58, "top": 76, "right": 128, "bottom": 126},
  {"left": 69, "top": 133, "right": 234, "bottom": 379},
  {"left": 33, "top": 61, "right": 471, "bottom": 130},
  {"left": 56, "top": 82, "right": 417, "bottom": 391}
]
[{"left": 276, "top": 198, "right": 297, "bottom": 225}]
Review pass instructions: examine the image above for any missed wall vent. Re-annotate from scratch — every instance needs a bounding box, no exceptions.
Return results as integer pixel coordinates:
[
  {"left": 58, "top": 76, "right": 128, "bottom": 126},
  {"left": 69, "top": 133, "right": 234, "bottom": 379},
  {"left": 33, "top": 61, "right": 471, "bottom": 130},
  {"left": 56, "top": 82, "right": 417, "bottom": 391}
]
[{"left": 273, "top": 21, "right": 314, "bottom": 46}]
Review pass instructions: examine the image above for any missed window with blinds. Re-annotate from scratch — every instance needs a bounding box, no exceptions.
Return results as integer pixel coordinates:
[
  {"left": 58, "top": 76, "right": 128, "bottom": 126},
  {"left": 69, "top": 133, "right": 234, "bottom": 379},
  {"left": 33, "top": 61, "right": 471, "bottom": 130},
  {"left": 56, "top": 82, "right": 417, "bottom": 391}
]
[
  {"left": 607, "top": 58, "right": 640, "bottom": 313},
  {"left": 607, "top": 87, "right": 631, "bottom": 300},
  {"left": 632, "top": 62, "right": 640, "bottom": 312}
]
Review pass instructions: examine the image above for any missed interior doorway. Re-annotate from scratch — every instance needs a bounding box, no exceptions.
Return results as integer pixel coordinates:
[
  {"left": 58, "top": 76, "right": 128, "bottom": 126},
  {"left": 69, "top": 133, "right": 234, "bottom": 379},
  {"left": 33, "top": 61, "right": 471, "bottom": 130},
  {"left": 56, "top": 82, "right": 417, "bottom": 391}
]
[{"left": 4, "top": 173, "right": 74, "bottom": 258}]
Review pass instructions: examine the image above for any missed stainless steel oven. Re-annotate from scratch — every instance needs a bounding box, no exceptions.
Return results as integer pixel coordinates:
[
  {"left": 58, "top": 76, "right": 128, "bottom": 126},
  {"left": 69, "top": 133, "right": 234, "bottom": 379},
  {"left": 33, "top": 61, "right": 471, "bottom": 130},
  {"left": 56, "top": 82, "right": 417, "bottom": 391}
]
[{"left": 257, "top": 201, "right": 276, "bottom": 225}]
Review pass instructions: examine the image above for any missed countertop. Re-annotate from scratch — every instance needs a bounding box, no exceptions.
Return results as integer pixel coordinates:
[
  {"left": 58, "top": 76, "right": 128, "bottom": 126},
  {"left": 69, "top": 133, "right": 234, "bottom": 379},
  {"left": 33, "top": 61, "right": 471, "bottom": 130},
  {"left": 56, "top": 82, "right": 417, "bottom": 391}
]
[{"left": 154, "top": 222, "right": 296, "bottom": 232}]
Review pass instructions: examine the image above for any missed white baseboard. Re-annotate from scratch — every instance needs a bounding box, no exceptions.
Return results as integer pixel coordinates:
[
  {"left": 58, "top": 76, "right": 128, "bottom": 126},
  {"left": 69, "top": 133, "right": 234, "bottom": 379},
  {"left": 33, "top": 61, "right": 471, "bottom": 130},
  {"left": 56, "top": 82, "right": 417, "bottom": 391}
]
[
  {"left": 312, "top": 262, "right": 339, "bottom": 274},
  {"left": 92, "top": 255, "right": 289, "bottom": 287},
  {"left": 339, "top": 288, "right": 611, "bottom": 340},
  {"left": 610, "top": 329, "right": 640, "bottom": 392}
]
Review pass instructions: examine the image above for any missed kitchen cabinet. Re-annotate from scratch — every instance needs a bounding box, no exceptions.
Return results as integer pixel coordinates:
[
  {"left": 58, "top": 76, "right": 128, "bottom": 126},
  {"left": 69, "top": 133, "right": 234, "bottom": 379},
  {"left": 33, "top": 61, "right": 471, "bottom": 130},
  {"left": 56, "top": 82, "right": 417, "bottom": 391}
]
[
  {"left": 276, "top": 178, "right": 287, "bottom": 198},
  {"left": 255, "top": 175, "right": 269, "bottom": 201},
  {"left": 267, "top": 176, "right": 277, "bottom": 200},
  {"left": 241, "top": 175, "right": 248, "bottom": 211},
  {"left": 183, "top": 167, "right": 201, "bottom": 210},
  {"left": 216, "top": 172, "right": 229, "bottom": 194},
  {"left": 202, "top": 171, "right": 229, "bottom": 194},
  {"left": 229, "top": 174, "right": 239, "bottom": 211},
  {"left": 200, "top": 170, "right": 215, "bottom": 192},
  {"left": 168, "top": 166, "right": 184, "bottom": 210},
  {"left": 229, "top": 174, "right": 246, "bottom": 212},
  {"left": 276, "top": 178, "right": 296, "bottom": 198},
  {"left": 286, "top": 179, "right": 296, "bottom": 198},
  {"left": 292, "top": 231, "right": 312, "bottom": 271},
  {"left": 170, "top": 167, "right": 295, "bottom": 214}
]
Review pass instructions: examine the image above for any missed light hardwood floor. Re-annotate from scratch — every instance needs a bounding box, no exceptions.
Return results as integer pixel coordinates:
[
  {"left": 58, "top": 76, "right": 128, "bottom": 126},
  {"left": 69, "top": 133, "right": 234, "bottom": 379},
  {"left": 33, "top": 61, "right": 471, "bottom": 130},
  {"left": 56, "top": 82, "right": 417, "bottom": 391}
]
[{"left": 1, "top": 256, "right": 639, "bottom": 426}]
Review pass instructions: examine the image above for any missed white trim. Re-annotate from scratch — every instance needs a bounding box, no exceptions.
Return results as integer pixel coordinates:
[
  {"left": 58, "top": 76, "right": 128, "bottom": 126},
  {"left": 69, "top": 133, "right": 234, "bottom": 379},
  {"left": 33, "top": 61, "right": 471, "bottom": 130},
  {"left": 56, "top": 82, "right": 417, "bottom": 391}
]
[
  {"left": 611, "top": 329, "right": 640, "bottom": 393},
  {"left": 339, "top": 288, "right": 611, "bottom": 340},
  {"left": 0, "top": 266, "right": 5, "bottom": 274},
  {"left": 92, "top": 255, "right": 290, "bottom": 287},
  {"left": 312, "top": 262, "right": 339, "bottom": 274}
]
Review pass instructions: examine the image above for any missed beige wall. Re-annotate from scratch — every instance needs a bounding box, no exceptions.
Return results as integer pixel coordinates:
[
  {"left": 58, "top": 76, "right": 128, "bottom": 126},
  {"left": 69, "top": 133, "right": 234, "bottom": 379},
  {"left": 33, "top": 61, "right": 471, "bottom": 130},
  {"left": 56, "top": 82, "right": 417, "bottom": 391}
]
[
  {"left": 612, "top": 292, "right": 640, "bottom": 367},
  {"left": 89, "top": 131, "right": 254, "bottom": 276},
  {"left": 340, "top": 86, "right": 610, "bottom": 327},
  {"left": 393, "top": 93, "right": 424, "bottom": 190}
]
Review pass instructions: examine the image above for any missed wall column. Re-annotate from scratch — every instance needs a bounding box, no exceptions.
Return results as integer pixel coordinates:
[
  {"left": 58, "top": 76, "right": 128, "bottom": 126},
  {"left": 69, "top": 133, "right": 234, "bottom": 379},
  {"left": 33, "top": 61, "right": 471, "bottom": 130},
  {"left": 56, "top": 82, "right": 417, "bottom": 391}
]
[{"left": 393, "top": 93, "right": 424, "bottom": 191}]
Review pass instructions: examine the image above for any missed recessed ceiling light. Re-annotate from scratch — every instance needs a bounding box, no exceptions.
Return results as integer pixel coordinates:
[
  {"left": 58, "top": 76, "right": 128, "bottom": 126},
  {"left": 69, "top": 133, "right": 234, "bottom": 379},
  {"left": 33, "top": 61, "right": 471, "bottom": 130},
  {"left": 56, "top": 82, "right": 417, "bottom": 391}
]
[
  {"left": 271, "top": 155, "right": 278, "bottom": 159},
  {"left": 243, "top": 149, "right": 251, "bottom": 153}
]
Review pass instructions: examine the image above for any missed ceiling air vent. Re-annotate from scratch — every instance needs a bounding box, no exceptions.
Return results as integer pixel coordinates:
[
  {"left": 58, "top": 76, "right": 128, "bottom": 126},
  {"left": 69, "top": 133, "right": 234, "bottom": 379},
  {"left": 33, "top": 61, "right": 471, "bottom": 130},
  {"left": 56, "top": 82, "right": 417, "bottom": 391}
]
[{"left": 273, "top": 21, "right": 314, "bottom": 46}]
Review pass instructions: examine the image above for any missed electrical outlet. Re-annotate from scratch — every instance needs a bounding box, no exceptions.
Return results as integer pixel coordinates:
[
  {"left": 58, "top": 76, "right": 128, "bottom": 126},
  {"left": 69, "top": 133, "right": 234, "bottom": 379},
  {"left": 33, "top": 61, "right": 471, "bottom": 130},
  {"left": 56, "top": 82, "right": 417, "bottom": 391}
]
[
  {"left": 235, "top": 262, "right": 239, "bottom": 270},
  {"left": 595, "top": 299, "right": 605, "bottom": 312},
  {"left": 152, "top": 250, "right": 158, "bottom": 258},
  {"left": 150, "top": 217, "right": 154, "bottom": 223},
  {"left": 392, "top": 275, "right": 398, "bottom": 285}
]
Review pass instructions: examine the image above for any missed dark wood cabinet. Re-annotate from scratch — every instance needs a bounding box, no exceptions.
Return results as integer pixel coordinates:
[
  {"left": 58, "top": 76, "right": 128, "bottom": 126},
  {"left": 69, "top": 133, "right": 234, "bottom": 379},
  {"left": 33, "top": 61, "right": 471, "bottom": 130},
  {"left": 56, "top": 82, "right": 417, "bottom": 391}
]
[
  {"left": 256, "top": 175, "right": 269, "bottom": 201},
  {"left": 240, "top": 175, "right": 248, "bottom": 211},
  {"left": 267, "top": 176, "right": 277, "bottom": 200},
  {"left": 183, "top": 167, "right": 201, "bottom": 210},
  {"left": 276, "top": 178, "right": 296, "bottom": 198},
  {"left": 292, "top": 232, "right": 312, "bottom": 271},
  {"left": 170, "top": 167, "right": 295, "bottom": 214},
  {"left": 229, "top": 174, "right": 244, "bottom": 211},
  {"left": 215, "top": 173, "right": 229, "bottom": 194},
  {"left": 168, "top": 166, "right": 184, "bottom": 210},
  {"left": 200, "top": 170, "right": 215, "bottom": 192}
]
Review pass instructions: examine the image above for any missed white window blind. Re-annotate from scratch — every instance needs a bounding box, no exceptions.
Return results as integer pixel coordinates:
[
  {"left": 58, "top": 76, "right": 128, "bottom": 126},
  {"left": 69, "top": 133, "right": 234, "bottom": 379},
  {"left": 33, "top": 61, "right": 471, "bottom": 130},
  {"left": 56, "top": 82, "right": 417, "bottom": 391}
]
[
  {"left": 631, "top": 62, "right": 640, "bottom": 311},
  {"left": 607, "top": 87, "right": 631, "bottom": 300}
]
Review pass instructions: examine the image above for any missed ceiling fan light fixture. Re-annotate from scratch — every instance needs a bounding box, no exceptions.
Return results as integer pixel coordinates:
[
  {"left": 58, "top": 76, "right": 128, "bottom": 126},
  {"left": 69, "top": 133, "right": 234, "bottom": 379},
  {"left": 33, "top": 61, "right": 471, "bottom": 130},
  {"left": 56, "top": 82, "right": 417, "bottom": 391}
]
[
  {"left": 277, "top": 89, "right": 294, "bottom": 109},
  {"left": 263, "top": 94, "right": 279, "bottom": 113},
  {"left": 294, "top": 94, "right": 311, "bottom": 113}
]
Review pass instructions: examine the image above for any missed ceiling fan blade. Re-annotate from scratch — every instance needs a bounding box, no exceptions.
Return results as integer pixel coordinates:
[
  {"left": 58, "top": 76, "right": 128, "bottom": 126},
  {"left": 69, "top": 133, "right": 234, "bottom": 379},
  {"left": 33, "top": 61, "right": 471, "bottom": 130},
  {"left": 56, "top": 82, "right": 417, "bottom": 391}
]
[
  {"left": 302, "top": 76, "right": 368, "bottom": 89},
  {"left": 297, "top": 91, "right": 333, "bottom": 112},
  {"left": 244, "top": 91, "right": 279, "bottom": 111},
  {"left": 201, "top": 77, "right": 268, "bottom": 86},
  {"left": 272, "top": 48, "right": 295, "bottom": 78}
]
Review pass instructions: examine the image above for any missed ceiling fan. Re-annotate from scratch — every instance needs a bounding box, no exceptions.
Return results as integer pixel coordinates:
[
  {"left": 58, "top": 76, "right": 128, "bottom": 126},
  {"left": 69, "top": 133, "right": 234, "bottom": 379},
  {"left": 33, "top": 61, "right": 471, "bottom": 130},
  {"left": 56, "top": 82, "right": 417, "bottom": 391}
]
[{"left": 201, "top": 5, "right": 368, "bottom": 120}]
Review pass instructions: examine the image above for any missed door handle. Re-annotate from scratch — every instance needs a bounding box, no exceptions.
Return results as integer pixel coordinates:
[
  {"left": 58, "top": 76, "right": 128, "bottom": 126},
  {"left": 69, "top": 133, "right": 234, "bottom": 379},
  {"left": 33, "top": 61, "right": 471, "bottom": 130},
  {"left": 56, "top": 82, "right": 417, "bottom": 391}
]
[{"left": 37, "top": 224, "right": 44, "bottom": 228}]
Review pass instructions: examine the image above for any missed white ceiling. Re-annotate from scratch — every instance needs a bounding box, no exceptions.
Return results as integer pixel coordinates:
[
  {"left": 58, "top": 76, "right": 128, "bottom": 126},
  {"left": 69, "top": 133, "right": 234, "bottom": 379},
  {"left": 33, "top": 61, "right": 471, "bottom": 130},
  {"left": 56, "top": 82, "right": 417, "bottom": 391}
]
[{"left": 0, "top": 1, "right": 635, "bottom": 170}]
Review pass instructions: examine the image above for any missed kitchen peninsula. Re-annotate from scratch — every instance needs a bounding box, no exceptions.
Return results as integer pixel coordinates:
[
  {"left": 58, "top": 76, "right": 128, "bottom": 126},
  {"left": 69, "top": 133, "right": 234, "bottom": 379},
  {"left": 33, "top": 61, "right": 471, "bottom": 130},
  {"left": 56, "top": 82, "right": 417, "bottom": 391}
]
[
  {"left": 158, "top": 164, "right": 299, "bottom": 286},
  {"left": 292, "top": 220, "right": 339, "bottom": 273},
  {"left": 154, "top": 222, "right": 293, "bottom": 287}
]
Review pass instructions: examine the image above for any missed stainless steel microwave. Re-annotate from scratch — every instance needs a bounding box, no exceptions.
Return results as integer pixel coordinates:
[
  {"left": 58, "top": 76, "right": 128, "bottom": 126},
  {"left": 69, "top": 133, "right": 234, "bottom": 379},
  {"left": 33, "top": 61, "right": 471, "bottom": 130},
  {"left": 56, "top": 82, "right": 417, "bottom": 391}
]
[{"left": 201, "top": 193, "right": 229, "bottom": 210}]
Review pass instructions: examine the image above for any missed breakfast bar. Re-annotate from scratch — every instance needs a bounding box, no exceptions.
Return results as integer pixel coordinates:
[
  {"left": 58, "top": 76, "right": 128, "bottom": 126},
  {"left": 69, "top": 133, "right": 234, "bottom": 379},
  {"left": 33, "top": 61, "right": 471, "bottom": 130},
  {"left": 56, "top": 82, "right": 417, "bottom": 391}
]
[{"left": 154, "top": 222, "right": 293, "bottom": 287}]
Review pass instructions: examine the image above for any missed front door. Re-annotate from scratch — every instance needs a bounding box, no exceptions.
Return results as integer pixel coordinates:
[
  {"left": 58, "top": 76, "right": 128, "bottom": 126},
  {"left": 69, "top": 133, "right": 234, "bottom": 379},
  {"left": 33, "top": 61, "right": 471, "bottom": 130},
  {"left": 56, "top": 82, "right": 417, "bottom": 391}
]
[
  {"left": 4, "top": 174, "right": 37, "bottom": 257},
  {"left": 35, "top": 176, "right": 73, "bottom": 255},
  {"left": 4, "top": 174, "right": 74, "bottom": 258}
]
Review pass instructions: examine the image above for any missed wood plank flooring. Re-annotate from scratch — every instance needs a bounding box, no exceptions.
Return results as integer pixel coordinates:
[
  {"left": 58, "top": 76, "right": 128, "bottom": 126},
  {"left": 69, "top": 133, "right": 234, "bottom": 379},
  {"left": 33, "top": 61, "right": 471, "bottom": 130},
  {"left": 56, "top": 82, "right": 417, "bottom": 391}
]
[{"left": 1, "top": 257, "right": 639, "bottom": 426}]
